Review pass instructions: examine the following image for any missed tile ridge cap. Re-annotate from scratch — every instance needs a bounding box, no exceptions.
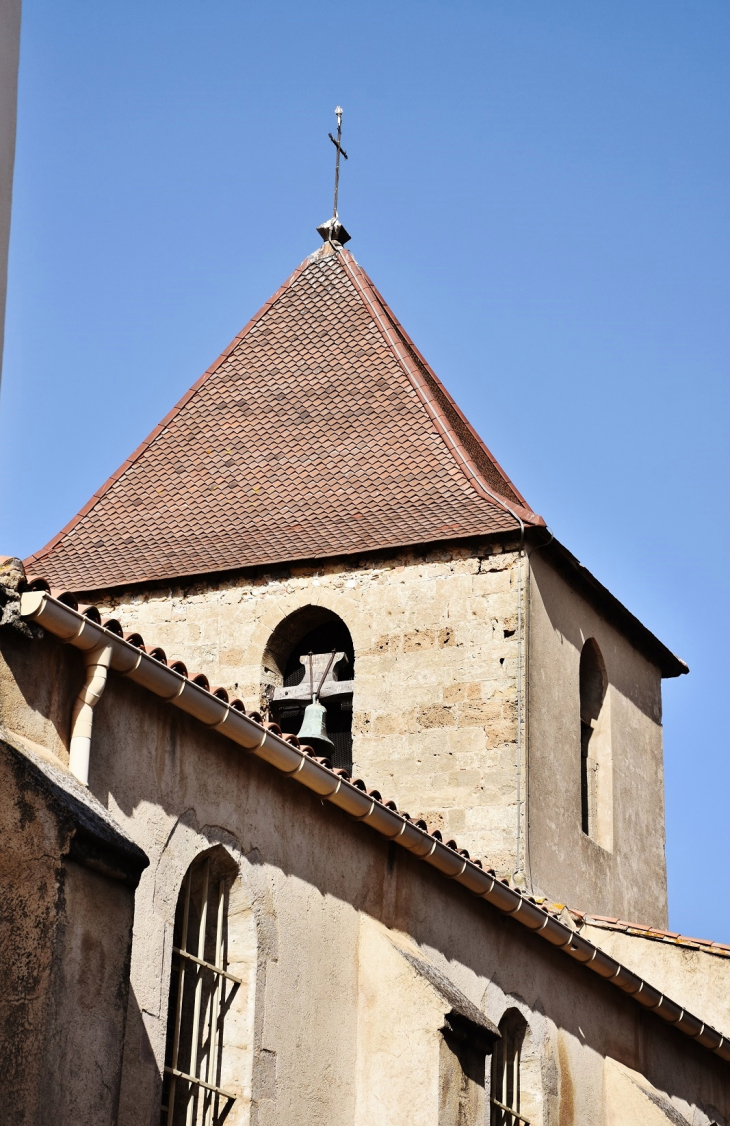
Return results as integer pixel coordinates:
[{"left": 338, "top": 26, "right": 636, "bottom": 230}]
[
  {"left": 337, "top": 249, "right": 542, "bottom": 528},
  {"left": 582, "top": 913, "right": 730, "bottom": 956}
]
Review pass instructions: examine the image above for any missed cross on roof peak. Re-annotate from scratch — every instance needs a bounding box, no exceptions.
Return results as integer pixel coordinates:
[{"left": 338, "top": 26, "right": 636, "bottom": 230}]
[{"left": 317, "top": 106, "right": 351, "bottom": 246}]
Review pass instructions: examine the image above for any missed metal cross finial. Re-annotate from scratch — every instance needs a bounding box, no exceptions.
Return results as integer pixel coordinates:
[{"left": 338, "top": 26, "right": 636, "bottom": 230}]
[{"left": 328, "top": 105, "right": 348, "bottom": 220}]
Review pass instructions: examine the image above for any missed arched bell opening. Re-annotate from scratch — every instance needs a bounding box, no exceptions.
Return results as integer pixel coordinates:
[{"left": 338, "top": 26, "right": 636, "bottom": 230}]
[{"left": 262, "top": 606, "right": 355, "bottom": 771}]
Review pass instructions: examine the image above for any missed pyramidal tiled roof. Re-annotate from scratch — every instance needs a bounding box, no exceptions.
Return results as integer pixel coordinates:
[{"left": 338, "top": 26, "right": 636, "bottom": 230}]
[{"left": 26, "top": 243, "right": 544, "bottom": 592}]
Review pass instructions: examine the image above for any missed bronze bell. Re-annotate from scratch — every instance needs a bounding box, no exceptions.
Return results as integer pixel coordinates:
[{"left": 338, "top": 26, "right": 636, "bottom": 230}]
[{"left": 297, "top": 699, "right": 335, "bottom": 754}]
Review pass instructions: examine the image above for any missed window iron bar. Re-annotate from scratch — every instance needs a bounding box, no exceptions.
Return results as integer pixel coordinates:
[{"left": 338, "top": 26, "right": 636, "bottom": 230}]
[
  {"left": 186, "top": 858, "right": 210, "bottom": 1126},
  {"left": 203, "top": 880, "right": 226, "bottom": 1126},
  {"left": 172, "top": 947, "right": 242, "bottom": 985},
  {"left": 164, "top": 1065, "right": 236, "bottom": 1103},
  {"left": 166, "top": 871, "right": 192, "bottom": 1125},
  {"left": 491, "top": 1098, "right": 530, "bottom": 1125}
]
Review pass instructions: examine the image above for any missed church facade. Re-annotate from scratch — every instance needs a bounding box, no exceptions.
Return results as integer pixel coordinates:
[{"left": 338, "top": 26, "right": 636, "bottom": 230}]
[{"left": 1, "top": 234, "right": 728, "bottom": 1125}]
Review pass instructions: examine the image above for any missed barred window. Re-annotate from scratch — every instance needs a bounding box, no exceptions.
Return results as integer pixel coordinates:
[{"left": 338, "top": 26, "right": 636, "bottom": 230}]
[
  {"left": 491, "top": 1011, "right": 529, "bottom": 1125},
  {"left": 161, "top": 851, "right": 241, "bottom": 1126}
]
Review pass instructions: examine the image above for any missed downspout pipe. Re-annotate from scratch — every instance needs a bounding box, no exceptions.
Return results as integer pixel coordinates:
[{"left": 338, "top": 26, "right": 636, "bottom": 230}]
[{"left": 69, "top": 642, "right": 113, "bottom": 785}]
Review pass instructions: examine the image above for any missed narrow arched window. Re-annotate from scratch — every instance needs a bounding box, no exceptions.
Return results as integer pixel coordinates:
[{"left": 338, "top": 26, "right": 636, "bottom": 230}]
[
  {"left": 160, "top": 850, "right": 241, "bottom": 1126},
  {"left": 579, "top": 639, "right": 609, "bottom": 841},
  {"left": 491, "top": 1011, "right": 529, "bottom": 1125},
  {"left": 262, "top": 606, "right": 355, "bottom": 771}
]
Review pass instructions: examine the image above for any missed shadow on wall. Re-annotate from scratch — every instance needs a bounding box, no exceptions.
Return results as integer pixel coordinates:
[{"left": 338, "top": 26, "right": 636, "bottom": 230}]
[
  {"left": 11, "top": 628, "right": 721, "bottom": 1125},
  {"left": 0, "top": 627, "right": 80, "bottom": 759},
  {"left": 530, "top": 553, "right": 663, "bottom": 723}
]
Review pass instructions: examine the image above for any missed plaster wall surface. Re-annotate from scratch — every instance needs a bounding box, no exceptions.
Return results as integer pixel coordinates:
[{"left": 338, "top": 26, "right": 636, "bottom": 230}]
[
  {"left": 0, "top": 629, "right": 726, "bottom": 1126},
  {"left": 528, "top": 550, "right": 668, "bottom": 926},
  {"left": 103, "top": 678, "right": 729, "bottom": 1126},
  {"left": 580, "top": 923, "right": 730, "bottom": 1040},
  {"left": 93, "top": 540, "right": 525, "bottom": 874},
  {"left": 0, "top": 730, "right": 139, "bottom": 1126},
  {"left": 0, "top": 630, "right": 711, "bottom": 1126},
  {"left": 0, "top": 623, "right": 74, "bottom": 763}
]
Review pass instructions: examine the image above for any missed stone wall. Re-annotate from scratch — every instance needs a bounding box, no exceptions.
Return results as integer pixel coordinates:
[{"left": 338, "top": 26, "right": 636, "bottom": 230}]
[
  {"left": 93, "top": 540, "right": 526, "bottom": 876},
  {"left": 88, "top": 533, "right": 672, "bottom": 922}
]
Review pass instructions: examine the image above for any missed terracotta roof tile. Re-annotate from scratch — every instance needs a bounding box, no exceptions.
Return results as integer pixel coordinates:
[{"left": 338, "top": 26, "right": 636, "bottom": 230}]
[
  {"left": 26, "top": 245, "right": 543, "bottom": 592},
  {"left": 576, "top": 913, "right": 730, "bottom": 958}
]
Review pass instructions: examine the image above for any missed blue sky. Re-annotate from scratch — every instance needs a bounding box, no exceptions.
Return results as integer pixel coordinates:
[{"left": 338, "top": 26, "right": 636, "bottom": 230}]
[{"left": 1, "top": 1, "right": 728, "bottom": 939}]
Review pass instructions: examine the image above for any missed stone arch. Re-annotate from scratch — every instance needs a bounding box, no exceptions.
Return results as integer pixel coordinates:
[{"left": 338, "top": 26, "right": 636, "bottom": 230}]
[
  {"left": 149, "top": 826, "right": 257, "bottom": 1126},
  {"left": 261, "top": 604, "right": 355, "bottom": 770},
  {"left": 248, "top": 584, "right": 369, "bottom": 696},
  {"left": 490, "top": 1004, "right": 543, "bottom": 1125},
  {"left": 579, "top": 638, "right": 613, "bottom": 849},
  {"left": 261, "top": 603, "right": 355, "bottom": 690}
]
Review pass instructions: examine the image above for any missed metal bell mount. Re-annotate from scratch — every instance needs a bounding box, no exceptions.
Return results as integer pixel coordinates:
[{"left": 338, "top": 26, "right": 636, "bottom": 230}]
[{"left": 295, "top": 648, "right": 338, "bottom": 754}]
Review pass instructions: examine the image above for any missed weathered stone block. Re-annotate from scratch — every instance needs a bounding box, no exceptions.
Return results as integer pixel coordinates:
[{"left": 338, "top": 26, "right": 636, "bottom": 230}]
[
  {"left": 417, "top": 705, "right": 455, "bottom": 730},
  {"left": 402, "top": 629, "right": 436, "bottom": 652}
]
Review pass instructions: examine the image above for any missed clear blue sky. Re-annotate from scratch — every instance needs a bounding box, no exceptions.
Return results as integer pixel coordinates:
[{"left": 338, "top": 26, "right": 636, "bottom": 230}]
[{"left": 1, "top": 1, "right": 728, "bottom": 939}]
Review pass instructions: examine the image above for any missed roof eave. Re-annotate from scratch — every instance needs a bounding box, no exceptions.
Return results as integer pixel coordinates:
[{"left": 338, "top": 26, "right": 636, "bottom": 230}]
[
  {"left": 528, "top": 530, "right": 688, "bottom": 679},
  {"left": 29, "top": 526, "right": 527, "bottom": 602}
]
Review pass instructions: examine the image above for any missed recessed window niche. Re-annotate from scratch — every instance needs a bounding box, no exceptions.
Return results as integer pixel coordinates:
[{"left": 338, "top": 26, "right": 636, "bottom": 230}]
[{"left": 579, "top": 638, "right": 613, "bottom": 850}]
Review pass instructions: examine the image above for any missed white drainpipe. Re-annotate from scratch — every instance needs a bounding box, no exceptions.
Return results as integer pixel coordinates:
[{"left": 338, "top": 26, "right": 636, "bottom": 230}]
[{"left": 69, "top": 642, "right": 114, "bottom": 785}]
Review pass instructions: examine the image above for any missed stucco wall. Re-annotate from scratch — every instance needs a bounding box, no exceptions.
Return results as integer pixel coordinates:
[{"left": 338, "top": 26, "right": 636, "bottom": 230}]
[
  {"left": 527, "top": 550, "right": 668, "bottom": 926},
  {"left": 78, "top": 652, "right": 728, "bottom": 1125},
  {"left": 0, "top": 730, "right": 143, "bottom": 1126},
  {"left": 0, "top": 620, "right": 75, "bottom": 763},
  {"left": 580, "top": 923, "right": 730, "bottom": 1041},
  {"left": 0, "top": 628, "right": 726, "bottom": 1126}
]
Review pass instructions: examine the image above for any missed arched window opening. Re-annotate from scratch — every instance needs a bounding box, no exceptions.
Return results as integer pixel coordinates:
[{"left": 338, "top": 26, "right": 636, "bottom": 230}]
[
  {"left": 161, "top": 849, "right": 240, "bottom": 1126},
  {"left": 262, "top": 606, "right": 354, "bottom": 772},
  {"left": 439, "top": 1024, "right": 488, "bottom": 1126},
  {"left": 579, "top": 639, "right": 611, "bottom": 846},
  {"left": 491, "top": 1010, "right": 529, "bottom": 1125}
]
